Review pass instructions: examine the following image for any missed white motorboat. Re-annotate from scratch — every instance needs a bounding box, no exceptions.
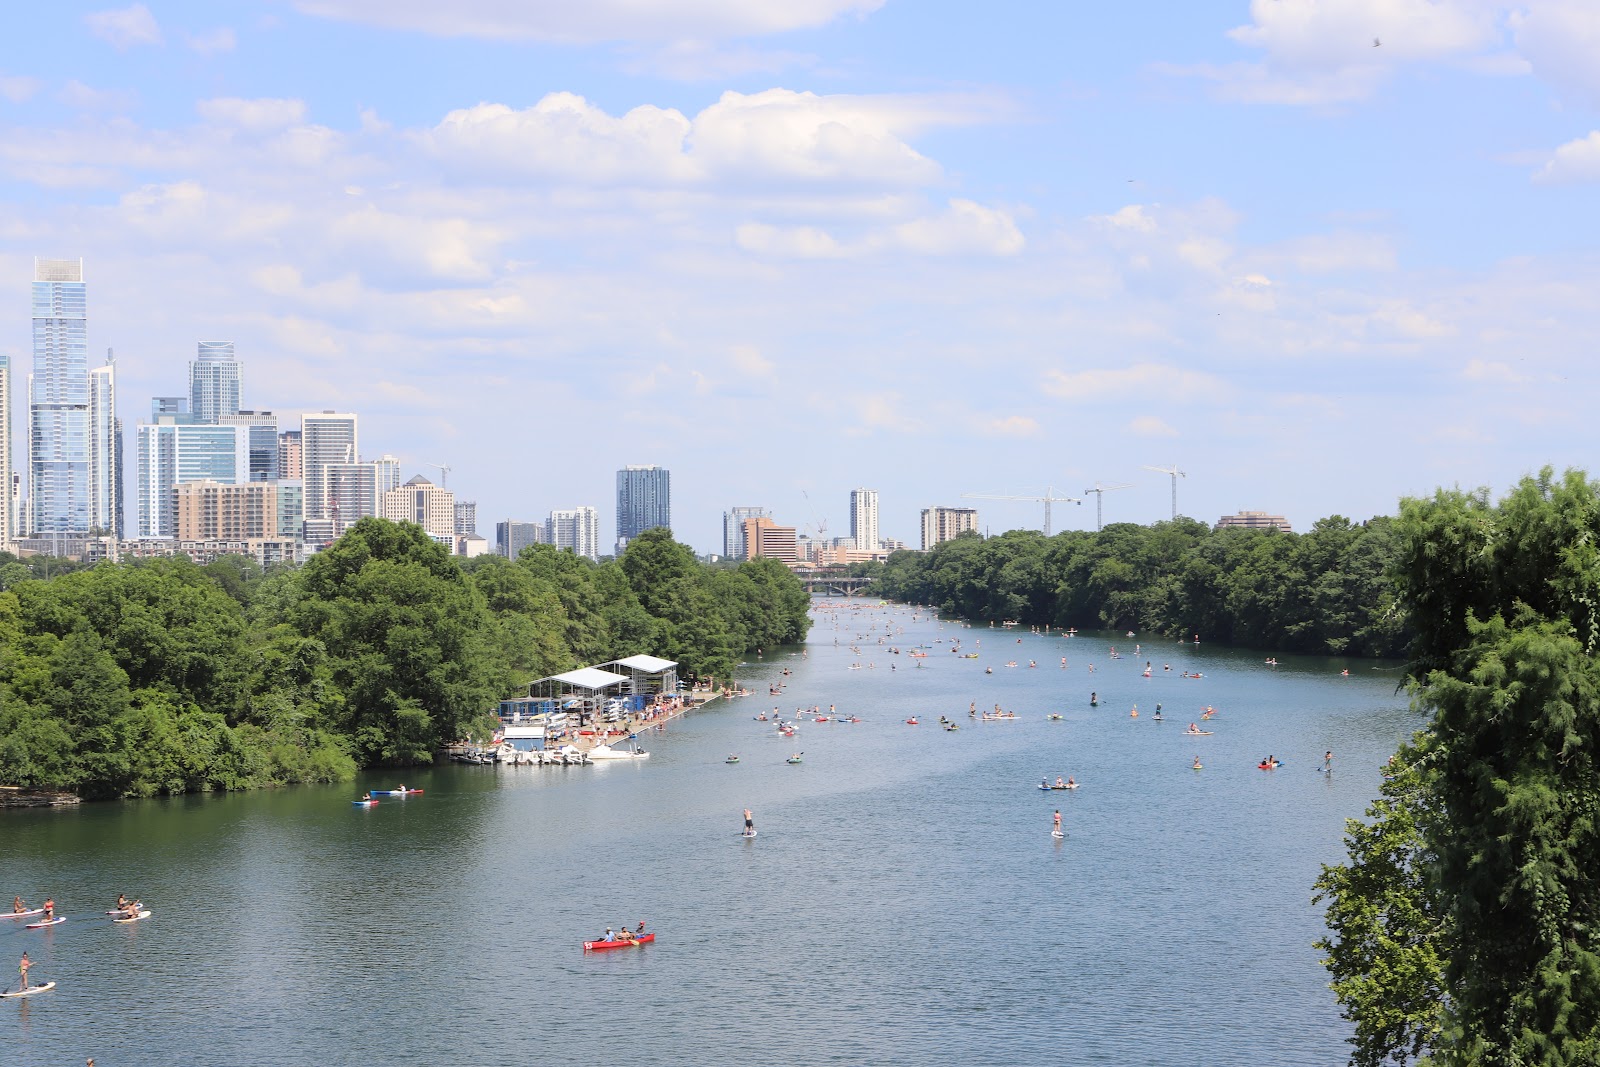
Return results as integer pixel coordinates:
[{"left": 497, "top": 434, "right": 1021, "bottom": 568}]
[{"left": 587, "top": 743, "right": 650, "bottom": 760}]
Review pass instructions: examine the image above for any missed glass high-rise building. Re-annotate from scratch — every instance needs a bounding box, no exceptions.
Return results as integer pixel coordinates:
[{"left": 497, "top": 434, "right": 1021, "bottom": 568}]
[
  {"left": 190, "top": 341, "right": 241, "bottom": 425},
  {"left": 219, "top": 411, "right": 280, "bottom": 482},
  {"left": 28, "top": 258, "right": 90, "bottom": 535},
  {"left": 0, "top": 352, "right": 11, "bottom": 544},
  {"left": 496, "top": 519, "right": 547, "bottom": 558},
  {"left": 723, "top": 506, "right": 769, "bottom": 560},
  {"left": 135, "top": 420, "right": 250, "bottom": 537},
  {"left": 88, "top": 358, "right": 119, "bottom": 537},
  {"left": 616, "top": 464, "right": 670, "bottom": 551}
]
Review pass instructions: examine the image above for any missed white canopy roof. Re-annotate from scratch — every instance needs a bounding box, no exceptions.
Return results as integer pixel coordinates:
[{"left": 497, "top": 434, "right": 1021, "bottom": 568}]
[
  {"left": 609, "top": 654, "right": 678, "bottom": 673},
  {"left": 549, "top": 667, "right": 629, "bottom": 690}
]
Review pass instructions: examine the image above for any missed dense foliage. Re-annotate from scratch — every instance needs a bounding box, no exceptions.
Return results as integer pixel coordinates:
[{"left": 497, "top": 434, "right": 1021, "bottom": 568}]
[
  {"left": 1317, "top": 469, "right": 1600, "bottom": 1065},
  {"left": 871, "top": 516, "right": 1407, "bottom": 657},
  {"left": 0, "top": 521, "right": 809, "bottom": 798}
]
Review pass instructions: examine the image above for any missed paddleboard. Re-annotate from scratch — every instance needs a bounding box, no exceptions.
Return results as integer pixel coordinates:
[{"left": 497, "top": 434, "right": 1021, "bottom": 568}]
[
  {"left": 112, "top": 910, "right": 151, "bottom": 924},
  {"left": 1051, "top": 830, "right": 1065, "bottom": 839},
  {"left": 1, "top": 982, "right": 56, "bottom": 998},
  {"left": 740, "top": 830, "right": 758, "bottom": 838},
  {"left": 25, "top": 917, "right": 64, "bottom": 929},
  {"left": 3, "top": 909, "right": 44, "bottom": 920}
]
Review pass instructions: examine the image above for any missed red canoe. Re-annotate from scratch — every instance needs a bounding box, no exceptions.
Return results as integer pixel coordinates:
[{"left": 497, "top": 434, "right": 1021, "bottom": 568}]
[{"left": 583, "top": 934, "right": 656, "bottom": 952}]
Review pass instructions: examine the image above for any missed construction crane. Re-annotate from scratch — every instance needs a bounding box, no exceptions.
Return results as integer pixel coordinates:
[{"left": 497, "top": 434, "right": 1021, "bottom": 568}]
[
  {"left": 1083, "top": 481, "right": 1134, "bottom": 531},
  {"left": 427, "top": 462, "right": 451, "bottom": 488},
  {"left": 961, "top": 486, "right": 1082, "bottom": 537},
  {"left": 800, "top": 490, "right": 828, "bottom": 540},
  {"left": 1143, "top": 464, "right": 1186, "bottom": 520}
]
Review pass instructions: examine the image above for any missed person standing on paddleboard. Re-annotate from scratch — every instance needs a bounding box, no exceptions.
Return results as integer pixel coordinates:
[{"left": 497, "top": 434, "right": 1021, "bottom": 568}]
[
  {"left": 18, "top": 951, "right": 30, "bottom": 992},
  {"left": 743, "top": 808, "right": 754, "bottom": 833},
  {"left": 1053, "top": 810, "right": 1062, "bottom": 834},
  {"left": 42, "top": 898, "right": 54, "bottom": 922}
]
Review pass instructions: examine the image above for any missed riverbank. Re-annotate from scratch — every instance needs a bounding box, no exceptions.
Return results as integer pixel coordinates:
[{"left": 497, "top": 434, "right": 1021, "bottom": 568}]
[{"left": 0, "top": 786, "right": 80, "bottom": 808}]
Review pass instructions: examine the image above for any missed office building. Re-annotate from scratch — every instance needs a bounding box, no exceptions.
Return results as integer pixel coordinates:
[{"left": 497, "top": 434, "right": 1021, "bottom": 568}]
[
  {"left": 723, "top": 506, "right": 769, "bottom": 560},
  {"left": 742, "top": 516, "right": 798, "bottom": 563},
  {"left": 189, "top": 341, "right": 241, "bottom": 425},
  {"left": 496, "top": 519, "right": 547, "bottom": 558},
  {"left": 135, "top": 420, "right": 250, "bottom": 538},
  {"left": 301, "top": 412, "right": 357, "bottom": 522},
  {"left": 1215, "top": 511, "right": 1293, "bottom": 533},
  {"left": 28, "top": 258, "right": 93, "bottom": 535},
  {"left": 920, "top": 506, "right": 979, "bottom": 550},
  {"left": 87, "top": 357, "right": 120, "bottom": 537},
  {"left": 849, "top": 488, "right": 879, "bottom": 551},
  {"left": 219, "top": 411, "right": 279, "bottom": 482},
  {"left": 372, "top": 454, "right": 403, "bottom": 498},
  {"left": 278, "top": 430, "right": 302, "bottom": 480},
  {"left": 381, "top": 475, "right": 456, "bottom": 545},
  {"left": 175, "top": 480, "right": 279, "bottom": 541},
  {"left": 455, "top": 500, "right": 477, "bottom": 537},
  {"left": 615, "top": 464, "right": 670, "bottom": 552},
  {"left": 549, "top": 506, "right": 600, "bottom": 561}
]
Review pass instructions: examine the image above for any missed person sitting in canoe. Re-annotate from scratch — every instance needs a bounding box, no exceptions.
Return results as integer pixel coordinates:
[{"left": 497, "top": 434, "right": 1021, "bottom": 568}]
[
  {"left": 1067, "top": 777, "right": 1077, "bottom": 788},
  {"left": 616, "top": 927, "right": 637, "bottom": 944},
  {"left": 636, "top": 921, "right": 646, "bottom": 935},
  {"left": 1055, "top": 777, "right": 1066, "bottom": 789},
  {"left": 601, "top": 928, "right": 615, "bottom": 942}
]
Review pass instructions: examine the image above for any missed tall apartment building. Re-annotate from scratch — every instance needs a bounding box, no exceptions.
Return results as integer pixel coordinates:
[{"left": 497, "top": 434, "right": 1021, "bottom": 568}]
[
  {"left": 723, "top": 506, "right": 769, "bottom": 560},
  {"left": 0, "top": 353, "right": 11, "bottom": 544},
  {"left": 920, "top": 506, "right": 979, "bottom": 550},
  {"left": 277, "top": 430, "right": 302, "bottom": 480},
  {"left": 372, "top": 453, "right": 403, "bottom": 498},
  {"left": 29, "top": 258, "right": 114, "bottom": 536},
  {"left": 175, "top": 480, "right": 279, "bottom": 541},
  {"left": 742, "top": 516, "right": 798, "bottom": 563},
  {"left": 849, "top": 488, "right": 879, "bottom": 551},
  {"left": 135, "top": 420, "right": 250, "bottom": 537},
  {"left": 219, "top": 411, "right": 279, "bottom": 482},
  {"left": 321, "top": 462, "right": 378, "bottom": 535},
  {"left": 87, "top": 357, "right": 120, "bottom": 537},
  {"left": 189, "top": 341, "right": 241, "bottom": 425},
  {"left": 301, "top": 412, "right": 357, "bottom": 522},
  {"left": 616, "top": 464, "right": 670, "bottom": 552},
  {"left": 277, "top": 481, "right": 303, "bottom": 539},
  {"left": 454, "top": 500, "right": 477, "bottom": 536},
  {"left": 549, "top": 506, "right": 600, "bottom": 561},
  {"left": 381, "top": 475, "right": 456, "bottom": 545},
  {"left": 496, "top": 519, "right": 547, "bottom": 558}
]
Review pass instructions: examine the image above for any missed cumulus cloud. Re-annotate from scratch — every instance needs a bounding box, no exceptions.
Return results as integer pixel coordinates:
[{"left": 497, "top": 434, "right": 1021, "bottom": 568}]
[
  {"left": 197, "top": 97, "right": 309, "bottom": 132},
  {"left": 1534, "top": 131, "right": 1600, "bottom": 184},
  {"left": 1127, "top": 415, "right": 1179, "bottom": 438},
  {"left": 1463, "top": 358, "right": 1530, "bottom": 384},
  {"left": 292, "top": 0, "right": 884, "bottom": 43},
  {"left": 1043, "top": 364, "right": 1230, "bottom": 403},
  {"left": 60, "top": 81, "right": 138, "bottom": 112},
  {"left": 0, "top": 75, "right": 41, "bottom": 103},
  {"left": 1510, "top": 1, "right": 1600, "bottom": 109},
  {"left": 85, "top": 4, "right": 163, "bottom": 49},
  {"left": 420, "top": 89, "right": 993, "bottom": 189}
]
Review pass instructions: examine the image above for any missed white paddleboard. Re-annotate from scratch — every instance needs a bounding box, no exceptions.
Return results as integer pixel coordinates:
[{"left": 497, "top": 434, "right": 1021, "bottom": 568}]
[
  {"left": 24, "top": 917, "right": 64, "bottom": 929},
  {"left": 1051, "top": 830, "right": 1065, "bottom": 839},
  {"left": 1, "top": 981, "right": 56, "bottom": 998},
  {"left": 113, "top": 910, "right": 152, "bottom": 924},
  {"left": 740, "top": 830, "right": 758, "bottom": 838},
  {"left": 2, "top": 909, "right": 44, "bottom": 920}
]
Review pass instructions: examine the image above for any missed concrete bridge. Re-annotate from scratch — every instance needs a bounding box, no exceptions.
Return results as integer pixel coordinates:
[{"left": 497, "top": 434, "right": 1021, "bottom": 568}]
[{"left": 799, "top": 574, "right": 874, "bottom": 597}]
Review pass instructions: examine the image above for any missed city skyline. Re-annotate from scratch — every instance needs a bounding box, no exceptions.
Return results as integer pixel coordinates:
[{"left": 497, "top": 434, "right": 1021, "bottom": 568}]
[{"left": 3, "top": 4, "right": 1597, "bottom": 553}]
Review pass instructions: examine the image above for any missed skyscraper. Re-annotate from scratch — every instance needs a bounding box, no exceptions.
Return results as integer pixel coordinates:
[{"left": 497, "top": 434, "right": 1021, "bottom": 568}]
[
  {"left": 382, "top": 475, "right": 456, "bottom": 545},
  {"left": 849, "top": 488, "right": 880, "bottom": 551},
  {"left": 920, "top": 506, "right": 979, "bottom": 550},
  {"left": 278, "top": 430, "right": 302, "bottom": 480},
  {"left": 0, "top": 353, "right": 11, "bottom": 544},
  {"left": 28, "top": 258, "right": 89, "bottom": 535},
  {"left": 135, "top": 420, "right": 250, "bottom": 537},
  {"left": 189, "top": 341, "right": 241, "bottom": 424},
  {"left": 615, "top": 464, "right": 670, "bottom": 552},
  {"left": 454, "top": 500, "right": 477, "bottom": 536},
  {"left": 219, "top": 411, "right": 280, "bottom": 482},
  {"left": 87, "top": 356, "right": 119, "bottom": 536},
  {"left": 550, "top": 506, "right": 600, "bottom": 561},
  {"left": 496, "top": 520, "right": 547, "bottom": 558},
  {"left": 301, "top": 412, "right": 357, "bottom": 522},
  {"left": 723, "top": 506, "right": 769, "bottom": 560}
]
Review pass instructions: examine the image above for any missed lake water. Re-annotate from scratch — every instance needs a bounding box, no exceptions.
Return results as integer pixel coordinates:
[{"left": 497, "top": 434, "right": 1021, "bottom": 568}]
[{"left": 4, "top": 601, "right": 1415, "bottom": 1066}]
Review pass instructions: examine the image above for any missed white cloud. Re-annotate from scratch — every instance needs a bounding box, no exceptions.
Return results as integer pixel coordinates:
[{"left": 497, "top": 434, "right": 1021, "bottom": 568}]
[
  {"left": 1463, "top": 358, "right": 1530, "bottom": 384},
  {"left": 185, "top": 28, "right": 238, "bottom": 56},
  {"left": 1510, "top": 1, "right": 1600, "bottom": 108},
  {"left": 736, "top": 199, "right": 1024, "bottom": 259},
  {"left": 59, "top": 81, "right": 138, "bottom": 112},
  {"left": 0, "top": 75, "right": 41, "bottom": 104},
  {"left": 85, "top": 4, "right": 163, "bottom": 49},
  {"left": 1227, "top": 0, "right": 1495, "bottom": 69},
  {"left": 1097, "top": 204, "right": 1158, "bottom": 233},
  {"left": 1043, "top": 364, "right": 1231, "bottom": 403},
  {"left": 292, "top": 0, "right": 884, "bottom": 43},
  {"left": 1257, "top": 232, "right": 1397, "bottom": 274},
  {"left": 197, "top": 97, "right": 309, "bottom": 132},
  {"left": 1534, "top": 131, "right": 1600, "bottom": 184},
  {"left": 421, "top": 89, "right": 992, "bottom": 188},
  {"left": 980, "top": 415, "right": 1041, "bottom": 438},
  {"left": 1127, "top": 415, "right": 1179, "bottom": 438}
]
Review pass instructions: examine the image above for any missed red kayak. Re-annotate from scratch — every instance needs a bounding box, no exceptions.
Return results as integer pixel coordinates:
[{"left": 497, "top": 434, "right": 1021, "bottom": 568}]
[{"left": 583, "top": 934, "right": 655, "bottom": 952}]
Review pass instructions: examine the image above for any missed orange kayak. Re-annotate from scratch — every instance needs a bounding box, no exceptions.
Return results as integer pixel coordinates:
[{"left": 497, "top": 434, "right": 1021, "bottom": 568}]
[{"left": 584, "top": 933, "right": 655, "bottom": 952}]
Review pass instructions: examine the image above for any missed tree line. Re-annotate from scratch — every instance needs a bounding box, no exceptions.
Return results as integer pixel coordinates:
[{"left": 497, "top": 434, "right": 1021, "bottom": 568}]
[
  {"left": 0, "top": 521, "right": 810, "bottom": 799},
  {"left": 869, "top": 515, "right": 1408, "bottom": 657}
]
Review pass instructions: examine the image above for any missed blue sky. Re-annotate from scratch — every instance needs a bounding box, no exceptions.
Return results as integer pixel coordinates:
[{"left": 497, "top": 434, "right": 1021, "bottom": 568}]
[{"left": 3, "top": 1, "right": 1598, "bottom": 550}]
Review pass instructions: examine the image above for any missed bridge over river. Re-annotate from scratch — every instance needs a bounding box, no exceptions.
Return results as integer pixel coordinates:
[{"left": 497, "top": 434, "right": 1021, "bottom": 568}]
[{"left": 798, "top": 574, "right": 874, "bottom": 596}]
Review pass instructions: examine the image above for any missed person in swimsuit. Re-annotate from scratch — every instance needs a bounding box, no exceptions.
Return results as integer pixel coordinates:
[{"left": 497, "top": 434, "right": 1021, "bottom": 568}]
[
  {"left": 1055, "top": 777, "right": 1066, "bottom": 788},
  {"left": 1053, "top": 810, "right": 1062, "bottom": 833},
  {"left": 11, "top": 897, "right": 24, "bottom": 914},
  {"left": 42, "top": 898, "right": 54, "bottom": 922},
  {"left": 1193, "top": 756, "right": 1202, "bottom": 770},
  {"left": 18, "top": 951, "right": 30, "bottom": 991},
  {"left": 743, "top": 808, "right": 754, "bottom": 833},
  {"left": 1323, "top": 751, "right": 1333, "bottom": 774}
]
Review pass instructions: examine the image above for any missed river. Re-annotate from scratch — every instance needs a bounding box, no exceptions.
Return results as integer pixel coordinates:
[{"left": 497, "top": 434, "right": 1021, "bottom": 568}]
[{"left": 4, "top": 601, "right": 1414, "bottom": 1066}]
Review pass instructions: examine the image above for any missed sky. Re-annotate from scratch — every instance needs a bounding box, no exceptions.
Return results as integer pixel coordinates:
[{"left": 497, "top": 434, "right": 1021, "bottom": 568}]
[{"left": 2, "top": 0, "right": 1598, "bottom": 553}]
